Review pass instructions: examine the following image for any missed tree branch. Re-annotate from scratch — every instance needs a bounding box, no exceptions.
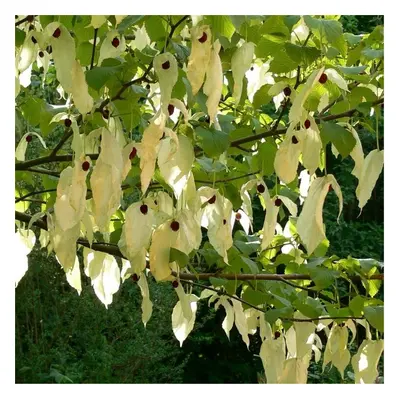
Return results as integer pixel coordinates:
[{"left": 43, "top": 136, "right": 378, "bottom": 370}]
[
  {"left": 90, "top": 28, "right": 98, "bottom": 70},
  {"left": 25, "top": 167, "right": 60, "bottom": 177},
  {"left": 195, "top": 171, "right": 260, "bottom": 185},
  {"left": 15, "top": 15, "right": 37, "bottom": 27}
]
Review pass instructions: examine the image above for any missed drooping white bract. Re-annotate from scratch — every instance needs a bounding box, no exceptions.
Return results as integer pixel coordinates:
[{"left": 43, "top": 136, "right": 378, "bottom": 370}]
[
  {"left": 83, "top": 248, "right": 121, "bottom": 308},
  {"left": 90, "top": 129, "right": 124, "bottom": 232},
  {"left": 325, "top": 68, "right": 349, "bottom": 92},
  {"left": 198, "top": 188, "right": 233, "bottom": 263},
  {"left": 246, "top": 61, "right": 273, "bottom": 103},
  {"left": 231, "top": 297, "right": 250, "bottom": 349},
  {"left": 214, "top": 297, "right": 234, "bottom": 339},
  {"left": 149, "top": 220, "right": 179, "bottom": 282},
  {"left": 17, "top": 31, "right": 38, "bottom": 73},
  {"left": 355, "top": 149, "right": 384, "bottom": 213},
  {"left": 289, "top": 67, "right": 325, "bottom": 124},
  {"left": 98, "top": 30, "right": 126, "bottom": 65},
  {"left": 261, "top": 194, "right": 297, "bottom": 251},
  {"left": 323, "top": 324, "right": 351, "bottom": 379},
  {"left": 169, "top": 99, "right": 189, "bottom": 124},
  {"left": 351, "top": 339, "right": 384, "bottom": 384},
  {"left": 278, "top": 358, "right": 309, "bottom": 384},
  {"left": 118, "top": 201, "right": 155, "bottom": 278},
  {"left": 260, "top": 335, "right": 286, "bottom": 383},
  {"left": 139, "top": 114, "right": 166, "bottom": 194},
  {"left": 15, "top": 229, "right": 36, "bottom": 287},
  {"left": 172, "top": 294, "right": 199, "bottom": 347},
  {"left": 297, "top": 174, "right": 343, "bottom": 255},
  {"left": 54, "top": 157, "right": 90, "bottom": 232},
  {"left": 293, "top": 312, "right": 317, "bottom": 364},
  {"left": 274, "top": 124, "right": 304, "bottom": 184},
  {"left": 187, "top": 25, "right": 212, "bottom": 95},
  {"left": 15, "top": 132, "right": 47, "bottom": 162},
  {"left": 173, "top": 281, "right": 193, "bottom": 321},
  {"left": 203, "top": 39, "right": 223, "bottom": 124},
  {"left": 174, "top": 209, "right": 202, "bottom": 256},
  {"left": 45, "top": 22, "right": 76, "bottom": 93},
  {"left": 65, "top": 255, "right": 82, "bottom": 295},
  {"left": 137, "top": 272, "right": 153, "bottom": 327},
  {"left": 231, "top": 42, "right": 255, "bottom": 105},
  {"left": 121, "top": 141, "right": 140, "bottom": 180},
  {"left": 154, "top": 52, "right": 178, "bottom": 116},
  {"left": 158, "top": 134, "right": 194, "bottom": 199},
  {"left": 71, "top": 59, "right": 94, "bottom": 115},
  {"left": 302, "top": 115, "right": 322, "bottom": 175}
]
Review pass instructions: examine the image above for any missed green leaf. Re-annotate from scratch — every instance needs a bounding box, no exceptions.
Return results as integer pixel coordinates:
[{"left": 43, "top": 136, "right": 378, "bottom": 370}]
[
  {"left": 257, "top": 140, "right": 277, "bottom": 176},
  {"left": 76, "top": 42, "right": 94, "bottom": 67},
  {"left": 229, "top": 16, "right": 246, "bottom": 31},
  {"left": 364, "top": 306, "right": 384, "bottom": 333},
  {"left": 285, "top": 43, "right": 321, "bottom": 65},
  {"left": 303, "top": 16, "right": 347, "bottom": 56},
  {"left": 255, "top": 38, "right": 283, "bottom": 59},
  {"left": 294, "top": 297, "right": 325, "bottom": 319},
  {"left": 242, "top": 287, "right": 270, "bottom": 308},
  {"left": 349, "top": 295, "right": 365, "bottom": 316},
  {"left": 117, "top": 16, "right": 145, "bottom": 34},
  {"left": 21, "top": 98, "right": 46, "bottom": 127},
  {"left": 253, "top": 84, "right": 272, "bottom": 110},
  {"left": 265, "top": 307, "right": 293, "bottom": 325},
  {"left": 195, "top": 127, "right": 230, "bottom": 158},
  {"left": 268, "top": 47, "right": 299, "bottom": 73},
  {"left": 259, "top": 16, "right": 290, "bottom": 43},
  {"left": 320, "top": 121, "right": 356, "bottom": 158},
  {"left": 307, "top": 265, "right": 340, "bottom": 289},
  {"left": 145, "top": 16, "right": 167, "bottom": 42},
  {"left": 361, "top": 48, "right": 384, "bottom": 60},
  {"left": 221, "top": 183, "right": 242, "bottom": 210},
  {"left": 169, "top": 248, "right": 189, "bottom": 269},
  {"left": 15, "top": 28, "right": 26, "bottom": 47},
  {"left": 207, "top": 16, "right": 236, "bottom": 40},
  {"left": 85, "top": 64, "right": 123, "bottom": 91}
]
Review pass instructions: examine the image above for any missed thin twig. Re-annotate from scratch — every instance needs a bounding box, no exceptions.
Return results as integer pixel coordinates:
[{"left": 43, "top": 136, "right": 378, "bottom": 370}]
[
  {"left": 195, "top": 171, "right": 259, "bottom": 185},
  {"left": 25, "top": 167, "right": 60, "bottom": 177},
  {"left": 90, "top": 28, "right": 98, "bottom": 70},
  {"left": 15, "top": 15, "right": 37, "bottom": 27}
]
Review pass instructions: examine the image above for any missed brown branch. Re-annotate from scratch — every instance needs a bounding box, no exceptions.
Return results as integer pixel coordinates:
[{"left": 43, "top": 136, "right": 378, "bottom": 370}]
[
  {"left": 25, "top": 167, "right": 60, "bottom": 177},
  {"left": 195, "top": 171, "right": 259, "bottom": 185},
  {"left": 15, "top": 189, "right": 57, "bottom": 203},
  {"left": 15, "top": 15, "right": 37, "bottom": 27},
  {"left": 49, "top": 115, "right": 83, "bottom": 157}
]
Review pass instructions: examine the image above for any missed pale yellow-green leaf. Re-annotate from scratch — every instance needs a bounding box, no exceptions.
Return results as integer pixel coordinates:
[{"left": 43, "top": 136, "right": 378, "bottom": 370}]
[
  {"left": 289, "top": 67, "right": 325, "bottom": 124},
  {"left": 39, "top": 229, "right": 49, "bottom": 249},
  {"left": 240, "top": 179, "right": 258, "bottom": 222},
  {"left": 187, "top": 25, "right": 212, "bottom": 95},
  {"left": 15, "top": 132, "right": 47, "bottom": 162},
  {"left": 259, "top": 315, "right": 273, "bottom": 342},
  {"left": 154, "top": 52, "right": 178, "bottom": 115},
  {"left": 87, "top": 15, "right": 107, "bottom": 29},
  {"left": 351, "top": 339, "right": 384, "bottom": 384},
  {"left": 260, "top": 336, "right": 286, "bottom": 383},
  {"left": 231, "top": 297, "right": 250, "bottom": 349},
  {"left": 81, "top": 209, "right": 94, "bottom": 247},
  {"left": 323, "top": 325, "right": 350, "bottom": 379},
  {"left": 107, "top": 115, "right": 127, "bottom": 147},
  {"left": 149, "top": 221, "right": 179, "bottom": 281},
  {"left": 346, "top": 124, "right": 364, "bottom": 179},
  {"left": 71, "top": 59, "right": 94, "bottom": 115},
  {"left": 15, "top": 229, "right": 36, "bottom": 287},
  {"left": 203, "top": 39, "right": 223, "bottom": 123},
  {"left": 137, "top": 272, "right": 153, "bottom": 327},
  {"left": 46, "top": 22, "right": 76, "bottom": 93},
  {"left": 158, "top": 135, "right": 194, "bottom": 199},
  {"left": 98, "top": 30, "right": 126, "bottom": 65},
  {"left": 356, "top": 149, "right": 384, "bottom": 212},
  {"left": 27, "top": 211, "right": 46, "bottom": 231},
  {"left": 278, "top": 358, "right": 308, "bottom": 383},
  {"left": 172, "top": 294, "right": 199, "bottom": 347},
  {"left": 65, "top": 256, "right": 82, "bottom": 295},
  {"left": 346, "top": 319, "right": 357, "bottom": 345},
  {"left": 297, "top": 174, "right": 343, "bottom": 254},
  {"left": 268, "top": 81, "right": 287, "bottom": 97},
  {"left": 231, "top": 42, "right": 255, "bottom": 105},
  {"left": 279, "top": 195, "right": 298, "bottom": 216}
]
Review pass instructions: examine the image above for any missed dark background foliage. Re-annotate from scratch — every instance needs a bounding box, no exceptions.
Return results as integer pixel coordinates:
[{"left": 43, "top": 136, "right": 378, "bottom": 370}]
[{"left": 15, "top": 15, "right": 383, "bottom": 384}]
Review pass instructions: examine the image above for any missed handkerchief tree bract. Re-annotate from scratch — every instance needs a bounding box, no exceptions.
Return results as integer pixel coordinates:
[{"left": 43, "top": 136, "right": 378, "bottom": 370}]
[{"left": 15, "top": 14, "right": 384, "bottom": 384}]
